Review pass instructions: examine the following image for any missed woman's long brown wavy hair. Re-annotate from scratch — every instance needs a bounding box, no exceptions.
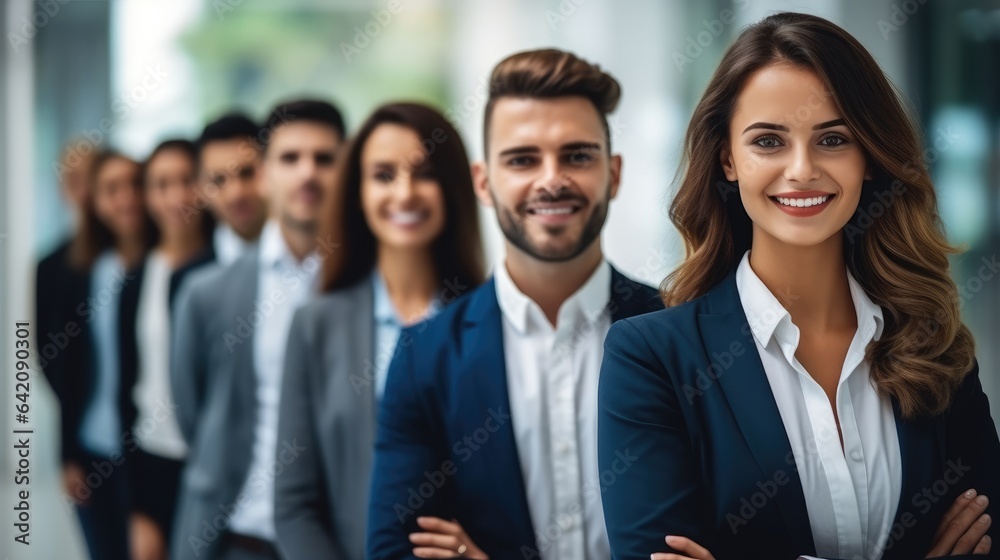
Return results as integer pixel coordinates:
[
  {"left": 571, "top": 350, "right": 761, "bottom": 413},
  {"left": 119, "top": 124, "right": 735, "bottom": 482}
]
[{"left": 664, "top": 12, "right": 975, "bottom": 418}]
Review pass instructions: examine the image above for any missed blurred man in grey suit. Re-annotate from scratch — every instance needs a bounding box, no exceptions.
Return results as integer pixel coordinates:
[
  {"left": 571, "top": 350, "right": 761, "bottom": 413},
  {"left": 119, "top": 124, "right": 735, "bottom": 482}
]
[{"left": 169, "top": 99, "right": 345, "bottom": 560}]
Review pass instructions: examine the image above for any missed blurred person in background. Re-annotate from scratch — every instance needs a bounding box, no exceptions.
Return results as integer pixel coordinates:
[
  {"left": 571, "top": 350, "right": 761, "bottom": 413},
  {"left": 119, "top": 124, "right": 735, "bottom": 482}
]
[
  {"left": 274, "top": 102, "right": 484, "bottom": 560},
  {"left": 366, "top": 49, "right": 663, "bottom": 560},
  {"left": 118, "top": 139, "right": 216, "bottom": 560},
  {"left": 196, "top": 113, "right": 269, "bottom": 266},
  {"left": 170, "top": 99, "right": 345, "bottom": 560},
  {"left": 57, "top": 139, "right": 97, "bottom": 216},
  {"left": 36, "top": 140, "right": 96, "bottom": 295},
  {"left": 35, "top": 141, "right": 97, "bottom": 395},
  {"left": 40, "top": 149, "right": 155, "bottom": 560}
]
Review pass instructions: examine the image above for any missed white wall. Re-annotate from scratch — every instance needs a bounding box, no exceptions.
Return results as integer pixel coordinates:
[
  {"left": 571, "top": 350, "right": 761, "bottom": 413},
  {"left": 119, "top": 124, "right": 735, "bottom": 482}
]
[{"left": 3, "top": 0, "right": 89, "bottom": 557}]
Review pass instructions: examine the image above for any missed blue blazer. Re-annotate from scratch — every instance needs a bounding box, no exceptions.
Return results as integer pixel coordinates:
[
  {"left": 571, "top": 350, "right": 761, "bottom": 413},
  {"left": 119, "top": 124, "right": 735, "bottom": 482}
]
[
  {"left": 367, "top": 267, "right": 663, "bottom": 560},
  {"left": 598, "top": 268, "right": 1000, "bottom": 560}
]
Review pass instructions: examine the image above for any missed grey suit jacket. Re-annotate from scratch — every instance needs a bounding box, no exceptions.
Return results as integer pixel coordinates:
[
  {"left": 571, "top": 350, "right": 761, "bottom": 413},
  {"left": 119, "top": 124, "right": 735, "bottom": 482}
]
[
  {"left": 274, "top": 279, "right": 376, "bottom": 560},
  {"left": 169, "top": 249, "right": 260, "bottom": 560}
]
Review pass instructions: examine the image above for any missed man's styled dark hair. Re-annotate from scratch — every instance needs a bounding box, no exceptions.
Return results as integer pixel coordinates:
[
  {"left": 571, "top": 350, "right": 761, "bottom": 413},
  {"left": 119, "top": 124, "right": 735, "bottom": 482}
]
[
  {"left": 197, "top": 113, "right": 260, "bottom": 152},
  {"left": 483, "top": 48, "right": 621, "bottom": 154},
  {"left": 262, "top": 99, "right": 346, "bottom": 149}
]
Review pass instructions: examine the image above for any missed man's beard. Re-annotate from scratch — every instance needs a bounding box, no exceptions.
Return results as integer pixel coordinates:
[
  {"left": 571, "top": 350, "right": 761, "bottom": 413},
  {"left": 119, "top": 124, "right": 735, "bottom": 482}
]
[
  {"left": 281, "top": 183, "right": 322, "bottom": 234},
  {"left": 282, "top": 213, "right": 318, "bottom": 234},
  {"left": 495, "top": 185, "right": 610, "bottom": 263}
]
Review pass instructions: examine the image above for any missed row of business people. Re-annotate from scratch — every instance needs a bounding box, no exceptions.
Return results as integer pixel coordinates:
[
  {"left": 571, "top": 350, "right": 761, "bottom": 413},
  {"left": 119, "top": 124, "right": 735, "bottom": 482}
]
[{"left": 37, "top": 11, "right": 998, "bottom": 560}]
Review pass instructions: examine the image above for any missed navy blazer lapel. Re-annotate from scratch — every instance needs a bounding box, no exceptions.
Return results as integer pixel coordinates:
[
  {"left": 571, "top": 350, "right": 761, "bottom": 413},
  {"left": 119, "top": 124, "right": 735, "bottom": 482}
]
[
  {"left": 460, "top": 278, "right": 538, "bottom": 552},
  {"left": 883, "top": 400, "right": 943, "bottom": 560},
  {"left": 609, "top": 266, "right": 663, "bottom": 320},
  {"left": 697, "top": 270, "right": 815, "bottom": 555}
]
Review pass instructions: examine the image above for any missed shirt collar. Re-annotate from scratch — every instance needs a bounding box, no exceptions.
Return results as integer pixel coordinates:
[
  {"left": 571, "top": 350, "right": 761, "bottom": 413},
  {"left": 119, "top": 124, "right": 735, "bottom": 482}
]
[
  {"left": 214, "top": 223, "right": 251, "bottom": 265},
  {"left": 259, "top": 220, "right": 296, "bottom": 270},
  {"left": 847, "top": 265, "right": 885, "bottom": 342},
  {"left": 494, "top": 256, "right": 611, "bottom": 334},
  {"left": 735, "top": 250, "right": 884, "bottom": 349},
  {"left": 258, "top": 219, "right": 324, "bottom": 296},
  {"left": 372, "top": 269, "right": 398, "bottom": 326},
  {"left": 95, "top": 249, "right": 124, "bottom": 273},
  {"left": 370, "top": 267, "right": 443, "bottom": 327}
]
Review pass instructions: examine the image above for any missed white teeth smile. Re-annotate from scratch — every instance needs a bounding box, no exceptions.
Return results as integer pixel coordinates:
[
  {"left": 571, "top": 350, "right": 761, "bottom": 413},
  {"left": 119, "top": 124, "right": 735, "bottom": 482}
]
[
  {"left": 775, "top": 195, "right": 830, "bottom": 208},
  {"left": 531, "top": 207, "right": 575, "bottom": 215},
  {"left": 389, "top": 211, "right": 426, "bottom": 225}
]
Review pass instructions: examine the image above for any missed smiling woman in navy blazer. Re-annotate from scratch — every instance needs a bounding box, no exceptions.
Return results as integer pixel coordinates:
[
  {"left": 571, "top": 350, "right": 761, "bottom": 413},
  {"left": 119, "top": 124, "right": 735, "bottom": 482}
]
[{"left": 598, "top": 13, "right": 999, "bottom": 560}]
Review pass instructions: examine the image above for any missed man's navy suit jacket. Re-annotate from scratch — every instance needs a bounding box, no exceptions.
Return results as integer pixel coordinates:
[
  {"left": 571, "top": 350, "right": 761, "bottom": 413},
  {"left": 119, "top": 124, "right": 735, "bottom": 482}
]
[{"left": 367, "top": 267, "right": 663, "bottom": 559}]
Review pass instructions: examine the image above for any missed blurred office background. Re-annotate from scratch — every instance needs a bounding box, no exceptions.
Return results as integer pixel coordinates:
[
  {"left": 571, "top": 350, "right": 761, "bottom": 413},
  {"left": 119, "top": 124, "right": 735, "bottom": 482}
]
[{"left": 2, "top": 0, "right": 999, "bottom": 557}]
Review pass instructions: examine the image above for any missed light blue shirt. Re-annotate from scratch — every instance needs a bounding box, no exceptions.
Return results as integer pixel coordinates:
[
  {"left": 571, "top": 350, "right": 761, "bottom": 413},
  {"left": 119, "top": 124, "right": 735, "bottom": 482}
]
[
  {"left": 78, "top": 250, "right": 125, "bottom": 457},
  {"left": 230, "top": 220, "right": 321, "bottom": 539},
  {"left": 372, "top": 268, "right": 442, "bottom": 402},
  {"left": 213, "top": 223, "right": 254, "bottom": 267}
]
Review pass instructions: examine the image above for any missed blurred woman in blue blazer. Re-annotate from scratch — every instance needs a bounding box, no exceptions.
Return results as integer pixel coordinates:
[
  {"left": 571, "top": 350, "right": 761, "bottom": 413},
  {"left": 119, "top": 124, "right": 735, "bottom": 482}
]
[{"left": 598, "top": 12, "right": 999, "bottom": 560}]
